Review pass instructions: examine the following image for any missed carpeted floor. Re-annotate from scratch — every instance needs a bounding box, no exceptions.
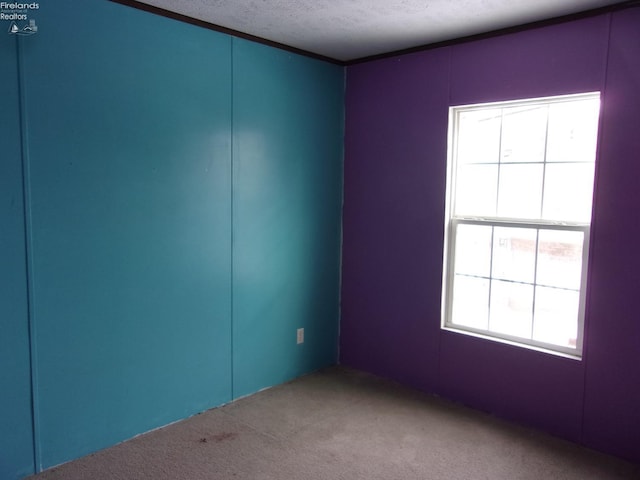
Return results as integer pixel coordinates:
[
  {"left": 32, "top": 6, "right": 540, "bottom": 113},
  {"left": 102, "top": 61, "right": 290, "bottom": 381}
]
[{"left": 28, "top": 366, "right": 639, "bottom": 480}]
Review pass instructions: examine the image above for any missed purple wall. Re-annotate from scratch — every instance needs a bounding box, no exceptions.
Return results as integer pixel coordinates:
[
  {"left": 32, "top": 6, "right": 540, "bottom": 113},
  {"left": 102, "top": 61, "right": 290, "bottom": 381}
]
[
  {"left": 341, "top": 7, "right": 640, "bottom": 463},
  {"left": 582, "top": 9, "right": 640, "bottom": 462}
]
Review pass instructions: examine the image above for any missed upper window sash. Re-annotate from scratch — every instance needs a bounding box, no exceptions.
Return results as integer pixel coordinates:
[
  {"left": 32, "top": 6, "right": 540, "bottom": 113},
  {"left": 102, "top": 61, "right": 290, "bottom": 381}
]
[{"left": 447, "top": 92, "right": 600, "bottom": 224}]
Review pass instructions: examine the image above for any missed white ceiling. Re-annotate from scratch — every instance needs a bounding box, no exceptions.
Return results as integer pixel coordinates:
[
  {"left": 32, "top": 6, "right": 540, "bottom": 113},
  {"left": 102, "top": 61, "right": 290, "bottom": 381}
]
[{"left": 132, "top": 0, "right": 626, "bottom": 62}]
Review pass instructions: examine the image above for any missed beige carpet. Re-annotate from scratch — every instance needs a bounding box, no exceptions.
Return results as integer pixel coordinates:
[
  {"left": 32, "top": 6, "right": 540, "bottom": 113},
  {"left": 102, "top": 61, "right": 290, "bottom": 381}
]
[{"left": 28, "top": 366, "right": 639, "bottom": 480}]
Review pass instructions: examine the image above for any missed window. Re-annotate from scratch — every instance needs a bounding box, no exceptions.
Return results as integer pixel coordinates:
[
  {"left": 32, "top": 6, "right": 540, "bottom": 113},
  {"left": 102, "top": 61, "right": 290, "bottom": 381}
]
[{"left": 442, "top": 93, "right": 600, "bottom": 357}]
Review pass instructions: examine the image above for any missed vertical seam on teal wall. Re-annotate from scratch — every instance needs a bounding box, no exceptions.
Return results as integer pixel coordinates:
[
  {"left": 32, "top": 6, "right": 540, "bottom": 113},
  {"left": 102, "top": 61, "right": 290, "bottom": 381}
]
[
  {"left": 16, "top": 35, "right": 41, "bottom": 473},
  {"left": 230, "top": 37, "right": 235, "bottom": 400}
]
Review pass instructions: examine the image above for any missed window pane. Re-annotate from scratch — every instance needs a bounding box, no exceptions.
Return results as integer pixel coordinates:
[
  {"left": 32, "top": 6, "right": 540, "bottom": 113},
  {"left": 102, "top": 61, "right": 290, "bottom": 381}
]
[
  {"left": 501, "top": 105, "right": 547, "bottom": 163},
  {"left": 454, "top": 224, "right": 492, "bottom": 277},
  {"left": 492, "top": 227, "right": 536, "bottom": 283},
  {"left": 546, "top": 99, "right": 600, "bottom": 163},
  {"left": 454, "top": 164, "right": 498, "bottom": 216},
  {"left": 497, "top": 164, "right": 543, "bottom": 218},
  {"left": 542, "top": 163, "right": 595, "bottom": 222},
  {"left": 489, "top": 280, "right": 533, "bottom": 338},
  {"left": 451, "top": 275, "right": 489, "bottom": 330},
  {"left": 536, "top": 230, "right": 584, "bottom": 290},
  {"left": 533, "top": 286, "right": 579, "bottom": 348},
  {"left": 458, "top": 109, "right": 501, "bottom": 164}
]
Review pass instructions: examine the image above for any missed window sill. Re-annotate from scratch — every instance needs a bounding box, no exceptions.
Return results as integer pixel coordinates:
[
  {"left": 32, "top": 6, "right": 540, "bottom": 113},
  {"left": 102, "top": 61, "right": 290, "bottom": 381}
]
[{"left": 441, "top": 325, "right": 583, "bottom": 361}]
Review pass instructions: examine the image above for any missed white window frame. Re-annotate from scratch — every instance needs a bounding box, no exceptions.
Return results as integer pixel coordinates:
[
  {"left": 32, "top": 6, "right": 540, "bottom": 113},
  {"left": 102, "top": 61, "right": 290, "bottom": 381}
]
[{"left": 441, "top": 93, "right": 600, "bottom": 359}]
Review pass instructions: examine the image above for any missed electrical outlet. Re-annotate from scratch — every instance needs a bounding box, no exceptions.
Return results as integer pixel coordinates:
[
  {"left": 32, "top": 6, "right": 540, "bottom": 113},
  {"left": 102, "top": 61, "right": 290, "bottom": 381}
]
[{"left": 297, "top": 328, "right": 304, "bottom": 344}]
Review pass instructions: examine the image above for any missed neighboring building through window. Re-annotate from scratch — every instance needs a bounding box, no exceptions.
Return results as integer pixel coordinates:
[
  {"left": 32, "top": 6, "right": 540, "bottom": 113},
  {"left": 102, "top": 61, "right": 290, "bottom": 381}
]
[{"left": 442, "top": 93, "right": 600, "bottom": 357}]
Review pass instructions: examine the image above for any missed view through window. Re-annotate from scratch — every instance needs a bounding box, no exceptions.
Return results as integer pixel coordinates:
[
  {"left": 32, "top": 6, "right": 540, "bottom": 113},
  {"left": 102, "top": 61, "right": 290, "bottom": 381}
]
[{"left": 442, "top": 93, "right": 600, "bottom": 357}]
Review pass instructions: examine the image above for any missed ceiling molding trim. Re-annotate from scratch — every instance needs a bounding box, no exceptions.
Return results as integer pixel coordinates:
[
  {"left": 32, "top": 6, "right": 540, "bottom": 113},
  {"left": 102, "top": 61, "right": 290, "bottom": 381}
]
[
  {"left": 346, "top": 0, "right": 639, "bottom": 65},
  {"left": 108, "top": 0, "right": 347, "bottom": 66}
]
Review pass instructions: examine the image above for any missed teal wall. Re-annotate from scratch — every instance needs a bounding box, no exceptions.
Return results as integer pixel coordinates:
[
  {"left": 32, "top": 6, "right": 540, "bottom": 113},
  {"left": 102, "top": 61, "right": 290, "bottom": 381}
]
[
  {"left": 0, "top": 37, "right": 35, "bottom": 480},
  {"left": 22, "top": 1, "right": 234, "bottom": 470},
  {"left": 1, "top": 1, "right": 343, "bottom": 477},
  {"left": 232, "top": 39, "right": 344, "bottom": 397}
]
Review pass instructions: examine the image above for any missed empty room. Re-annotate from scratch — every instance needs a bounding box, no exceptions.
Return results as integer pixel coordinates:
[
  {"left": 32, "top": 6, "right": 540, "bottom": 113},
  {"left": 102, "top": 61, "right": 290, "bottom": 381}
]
[{"left": 1, "top": 0, "right": 639, "bottom": 478}]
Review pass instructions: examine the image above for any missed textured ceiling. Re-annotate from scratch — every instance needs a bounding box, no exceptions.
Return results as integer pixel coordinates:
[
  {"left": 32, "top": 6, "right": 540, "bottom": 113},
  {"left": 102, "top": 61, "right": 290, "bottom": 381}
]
[{"left": 131, "top": 0, "right": 626, "bottom": 61}]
